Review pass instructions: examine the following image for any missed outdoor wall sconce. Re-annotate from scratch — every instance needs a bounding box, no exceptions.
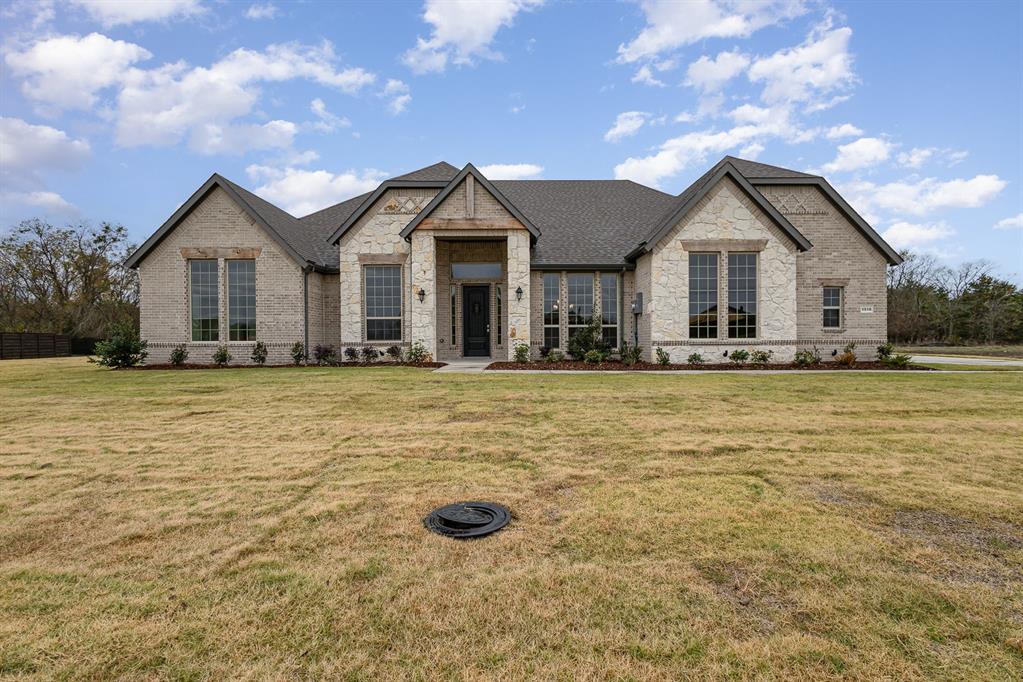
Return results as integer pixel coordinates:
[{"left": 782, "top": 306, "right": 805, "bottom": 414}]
[
  {"left": 515, "top": 286, "right": 523, "bottom": 301},
  {"left": 723, "top": 350, "right": 729, "bottom": 357},
  {"left": 417, "top": 287, "right": 426, "bottom": 303}
]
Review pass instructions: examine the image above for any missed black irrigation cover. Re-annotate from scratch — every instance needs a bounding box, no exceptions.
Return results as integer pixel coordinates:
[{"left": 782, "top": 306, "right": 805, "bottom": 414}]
[{"left": 424, "top": 501, "right": 510, "bottom": 539}]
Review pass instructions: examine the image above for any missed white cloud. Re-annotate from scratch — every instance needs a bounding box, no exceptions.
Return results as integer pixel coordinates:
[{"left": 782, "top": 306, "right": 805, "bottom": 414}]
[
  {"left": 190, "top": 120, "right": 296, "bottom": 155},
  {"left": 881, "top": 221, "right": 954, "bottom": 250},
  {"left": 617, "top": 0, "right": 807, "bottom": 63},
  {"left": 477, "top": 163, "right": 544, "bottom": 180},
  {"left": 631, "top": 65, "right": 665, "bottom": 87},
  {"left": 614, "top": 125, "right": 765, "bottom": 187},
  {"left": 403, "top": 0, "right": 543, "bottom": 74},
  {"left": 994, "top": 213, "right": 1023, "bottom": 230},
  {"left": 685, "top": 49, "right": 750, "bottom": 91},
  {"left": 0, "top": 117, "right": 91, "bottom": 187},
  {"left": 246, "top": 165, "right": 387, "bottom": 216},
  {"left": 115, "top": 41, "right": 375, "bottom": 150},
  {"left": 382, "top": 79, "right": 411, "bottom": 114},
  {"left": 245, "top": 2, "right": 277, "bottom": 19},
  {"left": 825, "top": 123, "right": 862, "bottom": 139},
  {"left": 310, "top": 98, "right": 350, "bottom": 132},
  {"left": 739, "top": 142, "right": 765, "bottom": 159},
  {"left": 1, "top": 190, "right": 77, "bottom": 214},
  {"left": 748, "top": 23, "right": 855, "bottom": 107},
  {"left": 5, "top": 33, "right": 152, "bottom": 112},
  {"left": 842, "top": 175, "right": 1008, "bottom": 217},
  {"left": 69, "top": 0, "right": 204, "bottom": 27},
  {"left": 897, "top": 146, "right": 968, "bottom": 169},
  {"left": 821, "top": 136, "right": 891, "bottom": 173},
  {"left": 897, "top": 147, "right": 933, "bottom": 169},
  {"left": 604, "top": 111, "right": 649, "bottom": 142}
]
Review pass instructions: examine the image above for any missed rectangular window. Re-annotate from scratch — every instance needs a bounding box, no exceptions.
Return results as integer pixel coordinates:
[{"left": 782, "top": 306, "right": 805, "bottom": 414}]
[
  {"left": 600, "top": 273, "right": 619, "bottom": 348},
  {"left": 451, "top": 262, "right": 502, "bottom": 279},
  {"left": 567, "top": 273, "right": 594, "bottom": 341},
  {"left": 496, "top": 285, "right": 502, "bottom": 339},
  {"left": 727, "top": 253, "right": 757, "bottom": 339},
  {"left": 450, "top": 285, "right": 457, "bottom": 343},
  {"left": 688, "top": 253, "right": 718, "bottom": 339},
  {"left": 543, "top": 273, "right": 560, "bottom": 349},
  {"left": 227, "top": 260, "right": 256, "bottom": 341},
  {"left": 823, "top": 286, "right": 843, "bottom": 328},
  {"left": 365, "top": 265, "right": 402, "bottom": 341},
  {"left": 190, "top": 259, "right": 218, "bottom": 341}
]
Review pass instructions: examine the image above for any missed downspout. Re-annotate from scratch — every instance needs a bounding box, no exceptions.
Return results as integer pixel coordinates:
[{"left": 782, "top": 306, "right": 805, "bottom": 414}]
[{"left": 303, "top": 264, "right": 312, "bottom": 355}]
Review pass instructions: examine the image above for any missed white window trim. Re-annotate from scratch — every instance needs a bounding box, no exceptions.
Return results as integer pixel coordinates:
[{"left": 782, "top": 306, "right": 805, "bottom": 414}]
[
  {"left": 226, "top": 259, "right": 257, "bottom": 342},
  {"left": 823, "top": 286, "right": 843, "bottom": 329}
]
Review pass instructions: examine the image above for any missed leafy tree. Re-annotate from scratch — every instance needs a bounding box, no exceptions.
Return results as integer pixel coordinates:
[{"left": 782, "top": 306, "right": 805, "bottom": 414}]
[{"left": 0, "top": 219, "right": 138, "bottom": 337}]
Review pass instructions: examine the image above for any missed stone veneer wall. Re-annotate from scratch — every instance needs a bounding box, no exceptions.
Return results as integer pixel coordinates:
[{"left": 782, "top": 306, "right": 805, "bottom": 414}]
[
  {"left": 138, "top": 186, "right": 305, "bottom": 365},
  {"left": 337, "top": 187, "right": 439, "bottom": 348},
  {"left": 759, "top": 184, "right": 889, "bottom": 356},
  {"left": 647, "top": 177, "right": 798, "bottom": 362}
]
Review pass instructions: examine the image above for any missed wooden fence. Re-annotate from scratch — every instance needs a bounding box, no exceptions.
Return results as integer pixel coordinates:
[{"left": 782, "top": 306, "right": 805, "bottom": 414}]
[{"left": 0, "top": 332, "right": 72, "bottom": 360}]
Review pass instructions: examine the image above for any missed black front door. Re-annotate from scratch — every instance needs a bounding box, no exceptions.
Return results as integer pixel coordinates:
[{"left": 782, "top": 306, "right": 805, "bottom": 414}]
[{"left": 462, "top": 285, "right": 490, "bottom": 357}]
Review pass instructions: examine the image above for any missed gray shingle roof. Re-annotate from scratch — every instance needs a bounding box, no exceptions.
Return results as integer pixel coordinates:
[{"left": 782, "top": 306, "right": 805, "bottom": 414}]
[
  {"left": 494, "top": 180, "right": 677, "bottom": 266},
  {"left": 389, "top": 161, "right": 459, "bottom": 182},
  {"left": 135, "top": 156, "right": 902, "bottom": 272}
]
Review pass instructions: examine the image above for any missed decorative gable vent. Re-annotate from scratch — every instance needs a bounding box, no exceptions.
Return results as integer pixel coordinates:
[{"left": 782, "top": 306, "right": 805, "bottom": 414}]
[
  {"left": 382, "top": 196, "right": 429, "bottom": 214},
  {"left": 771, "top": 192, "right": 828, "bottom": 216}
]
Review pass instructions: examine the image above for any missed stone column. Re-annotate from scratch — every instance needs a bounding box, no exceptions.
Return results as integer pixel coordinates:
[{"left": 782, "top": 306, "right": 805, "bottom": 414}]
[
  {"left": 506, "top": 230, "right": 531, "bottom": 360},
  {"left": 409, "top": 232, "right": 437, "bottom": 358}
]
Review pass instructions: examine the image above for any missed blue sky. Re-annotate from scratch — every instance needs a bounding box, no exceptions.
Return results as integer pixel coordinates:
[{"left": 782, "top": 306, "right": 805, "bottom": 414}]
[{"left": 2, "top": 0, "right": 1021, "bottom": 281}]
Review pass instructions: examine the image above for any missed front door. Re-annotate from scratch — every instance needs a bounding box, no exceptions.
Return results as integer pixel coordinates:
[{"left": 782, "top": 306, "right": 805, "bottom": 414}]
[{"left": 462, "top": 285, "right": 490, "bottom": 357}]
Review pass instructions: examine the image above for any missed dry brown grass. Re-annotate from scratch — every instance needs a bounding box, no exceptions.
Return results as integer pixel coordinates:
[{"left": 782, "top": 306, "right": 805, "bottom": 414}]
[{"left": 1, "top": 358, "right": 1021, "bottom": 680}]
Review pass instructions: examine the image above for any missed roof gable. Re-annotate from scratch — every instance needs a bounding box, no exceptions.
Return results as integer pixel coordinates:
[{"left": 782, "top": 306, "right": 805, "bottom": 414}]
[
  {"left": 632, "top": 160, "right": 812, "bottom": 259},
  {"left": 746, "top": 176, "right": 903, "bottom": 265},
  {"left": 125, "top": 174, "right": 310, "bottom": 270},
  {"left": 398, "top": 164, "right": 541, "bottom": 241}
]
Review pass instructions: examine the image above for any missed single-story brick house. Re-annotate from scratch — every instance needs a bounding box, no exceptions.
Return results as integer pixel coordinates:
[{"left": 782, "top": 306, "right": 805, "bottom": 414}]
[{"left": 126, "top": 156, "right": 901, "bottom": 364}]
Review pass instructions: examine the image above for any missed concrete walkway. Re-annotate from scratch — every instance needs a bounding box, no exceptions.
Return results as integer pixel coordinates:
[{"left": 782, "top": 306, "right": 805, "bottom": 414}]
[
  {"left": 910, "top": 354, "right": 1023, "bottom": 366},
  {"left": 433, "top": 358, "right": 492, "bottom": 374}
]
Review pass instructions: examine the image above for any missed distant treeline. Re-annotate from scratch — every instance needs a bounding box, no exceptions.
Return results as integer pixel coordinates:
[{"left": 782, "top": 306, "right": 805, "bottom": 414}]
[
  {"left": 1, "top": 220, "right": 138, "bottom": 339},
  {"left": 887, "top": 252, "right": 1023, "bottom": 345}
]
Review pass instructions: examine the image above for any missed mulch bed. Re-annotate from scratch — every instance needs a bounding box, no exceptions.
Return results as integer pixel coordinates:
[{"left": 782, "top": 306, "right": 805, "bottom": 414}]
[
  {"left": 126, "top": 362, "right": 446, "bottom": 370},
  {"left": 487, "top": 360, "right": 932, "bottom": 371}
]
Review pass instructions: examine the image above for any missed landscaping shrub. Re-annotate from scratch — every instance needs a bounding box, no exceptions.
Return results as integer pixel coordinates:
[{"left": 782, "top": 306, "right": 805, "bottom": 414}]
[
  {"left": 343, "top": 347, "right": 359, "bottom": 362},
  {"left": 406, "top": 341, "right": 428, "bottom": 363},
  {"left": 539, "top": 345, "right": 551, "bottom": 359},
  {"left": 544, "top": 348, "right": 564, "bottom": 362},
  {"left": 567, "top": 316, "right": 609, "bottom": 360},
  {"left": 687, "top": 351, "right": 705, "bottom": 365},
  {"left": 250, "top": 341, "right": 268, "bottom": 366},
  {"left": 212, "top": 345, "right": 232, "bottom": 367},
  {"left": 836, "top": 342, "right": 857, "bottom": 367},
  {"left": 881, "top": 353, "right": 912, "bottom": 368},
  {"left": 583, "top": 349, "right": 606, "bottom": 364},
  {"left": 169, "top": 344, "right": 188, "bottom": 366},
  {"left": 876, "top": 341, "right": 895, "bottom": 360},
  {"left": 513, "top": 342, "right": 530, "bottom": 363},
  {"left": 793, "top": 347, "right": 821, "bottom": 366},
  {"left": 655, "top": 347, "right": 670, "bottom": 365},
  {"left": 290, "top": 341, "right": 305, "bottom": 366},
  {"left": 91, "top": 321, "right": 147, "bottom": 368},
  {"left": 620, "top": 342, "right": 643, "bottom": 366},
  {"left": 749, "top": 349, "right": 773, "bottom": 365},
  {"left": 314, "top": 345, "right": 337, "bottom": 365},
  {"left": 361, "top": 346, "right": 379, "bottom": 362},
  {"left": 729, "top": 349, "right": 750, "bottom": 364},
  {"left": 386, "top": 345, "right": 403, "bottom": 361}
]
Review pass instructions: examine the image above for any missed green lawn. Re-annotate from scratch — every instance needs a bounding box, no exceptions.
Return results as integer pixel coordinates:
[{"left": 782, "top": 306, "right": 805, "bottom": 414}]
[{"left": 1, "top": 359, "right": 1021, "bottom": 680}]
